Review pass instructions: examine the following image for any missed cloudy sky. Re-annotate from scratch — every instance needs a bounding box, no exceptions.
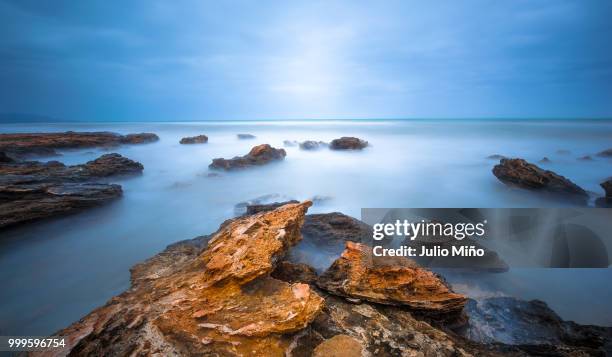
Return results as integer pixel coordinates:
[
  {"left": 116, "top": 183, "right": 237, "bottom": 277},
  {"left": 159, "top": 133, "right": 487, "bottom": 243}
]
[{"left": 1, "top": 0, "right": 611, "bottom": 121}]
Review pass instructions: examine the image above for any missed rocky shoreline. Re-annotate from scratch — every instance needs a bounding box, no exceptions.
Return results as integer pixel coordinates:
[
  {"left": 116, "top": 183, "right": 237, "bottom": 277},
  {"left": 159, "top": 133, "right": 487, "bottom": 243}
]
[{"left": 35, "top": 202, "right": 611, "bottom": 356}]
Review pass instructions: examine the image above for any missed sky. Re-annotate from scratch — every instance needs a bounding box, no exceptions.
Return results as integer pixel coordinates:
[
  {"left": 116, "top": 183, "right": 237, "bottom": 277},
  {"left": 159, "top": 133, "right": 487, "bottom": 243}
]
[{"left": 0, "top": 0, "right": 611, "bottom": 121}]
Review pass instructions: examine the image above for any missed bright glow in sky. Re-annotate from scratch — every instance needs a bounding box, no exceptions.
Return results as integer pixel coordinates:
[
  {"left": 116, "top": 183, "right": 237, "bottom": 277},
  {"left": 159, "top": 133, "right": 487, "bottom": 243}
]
[{"left": 0, "top": 0, "right": 611, "bottom": 120}]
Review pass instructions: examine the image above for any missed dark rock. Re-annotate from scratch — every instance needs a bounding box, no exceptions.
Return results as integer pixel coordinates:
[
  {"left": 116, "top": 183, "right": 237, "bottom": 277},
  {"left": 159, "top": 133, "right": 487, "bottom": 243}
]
[
  {"left": 0, "top": 131, "right": 158, "bottom": 158},
  {"left": 302, "top": 212, "right": 372, "bottom": 247},
  {"left": 578, "top": 155, "right": 593, "bottom": 161},
  {"left": 209, "top": 144, "right": 286, "bottom": 170},
  {"left": 237, "top": 133, "right": 256, "bottom": 139},
  {"left": 179, "top": 135, "right": 208, "bottom": 144},
  {"left": 271, "top": 261, "right": 318, "bottom": 284},
  {"left": 596, "top": 148, "right": 612, "bottom": 157},
  {"left": 329, "top": 137, "right": 368, "bottom": 150},
  {"left": 595, "top": 178, "right": 612, "bottom": 208},
  {"left": 246, "top": 200, "right": 300, "bottom": 215},
  {"left": 299, "top": 141, "right": 328, "bottom": 150},
  {"left": 487, "top": 154, "right": 506, "bottom": 160},
  {"left": 234, "top": 194, "right": 294, "bottom": 215},
  {"left": 0, "top": 151, "right": 14, "bottom": 163},
  {"left": 539, "top": 157, "right": 551, "bottom": 163},
  {"left": 492, "top": 158, "right": 588, "bottom": 203}
]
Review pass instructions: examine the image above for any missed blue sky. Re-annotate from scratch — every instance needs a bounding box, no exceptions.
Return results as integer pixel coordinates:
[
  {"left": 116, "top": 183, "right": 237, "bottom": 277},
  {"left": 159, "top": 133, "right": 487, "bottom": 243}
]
[{"left": 1, "top": 0, "right": 611, "bottom": 120}]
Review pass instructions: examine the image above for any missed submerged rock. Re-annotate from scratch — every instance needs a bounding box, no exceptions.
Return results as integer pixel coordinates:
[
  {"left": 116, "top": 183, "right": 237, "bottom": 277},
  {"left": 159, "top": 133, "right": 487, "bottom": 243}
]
[
  {"left": 283, "top": 140, "right": 298, "bottom": 147},
  {"left": 596, "top": 148, "right": 612, "bottom": 157},
  {"left": 539, "top": 157, "right": 551, "bottom": 163},
  {"left": 0, "top": 131, "right": 158, "bottom": 158},
  {"left": 179, "top": 134, "right": 208, "bottom": 144},
  {"left": 578, "top": 155, "right": 593, "bottom": 161},
  {"left": 486, "top": 154, "right": 506, "bottom": 160},
  {"left": 299, "top": 140, "right": 328, "bottom": 150},
  {"left": 329, "top": 137, "right": 368, "bottom": 150},
  {"left": 209, "top": 144, "right": 286, "bottom": 170},
  {"left": 595, "top": 178, "right": 612, "bottom": 208},
  {"left": 492, "top": 158, "right": 588, "bottom": 203},
  {"left": 237, "top": 133, "right": 256, "bottom": 139},
  {"left": 318, "top": 241, "right": 467, "bottom": 319}
]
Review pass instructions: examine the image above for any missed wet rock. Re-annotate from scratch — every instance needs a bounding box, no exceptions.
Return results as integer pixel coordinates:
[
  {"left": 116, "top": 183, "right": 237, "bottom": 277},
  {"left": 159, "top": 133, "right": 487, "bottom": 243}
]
[
  {"left": 313, "top": 334, "right": 363, "bottom": 357},
  {"left": 237, "top": 133, "right": 256, "bottom": 139},
  {"left": 539, "top": 157, "right": 551, "bottom": 163},
  {"left": 318, "top": 241, "right": 467, "bottom": 319},
  {"left": 330, "top": 137, "right": 368, "bottom": 150},
  {"left": 596, "top": 148, "right": 612, "bottom": 157},
  {"left": 595, "top": 178, "right": 612, "bottom": 208},
  {"left": 464, "top": 297, "right": 611, "bottom": 355},
  {"left": 271, "top": 261, "right": 318, "bottom": 284},
  {"left": 0, "top": 131, "right": 158, "bottom": 158},
  {"left": 49, "top": 202, "right": 327, "bottom": 357},
  {"left": 209, "top": 144, "right": 286, "bottom": 170},
  {"left": 246, "top": 200, "right": 300, "bottom": 215},
  {"left": 179, "top": 134, "right": 208, "bottom": 144},
  {"left": 486, "top": 154, "right": 506, "bottom": 160},
  {"left": 578, "top": 155, "right": 593, "bottom": 161},
  {"left": 299, "top": 141, "right": 328, "bottom": 150},
  {"left": 492, "top": 158, "right": 588, "bottom": 203}
]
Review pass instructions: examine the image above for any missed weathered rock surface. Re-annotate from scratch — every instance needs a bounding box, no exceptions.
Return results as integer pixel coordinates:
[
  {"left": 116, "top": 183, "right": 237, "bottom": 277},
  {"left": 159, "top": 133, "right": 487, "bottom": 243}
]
[
  {"left": 0, "top": 153, "right": 143, "bottom": 229},
  {"left": 271, "top": 261, "right": 318, "bottom": 284},
  {"left": 329, "top": 136, "right": 368, "bottom": 150},
  {"left": 299, "top": 140, "right": 328, "bottom": 150},
  {"left": 492, "top": 158, "right": 588, "bottom": 203},
  {"left": 596, "top": 148, "right": 612, "bottom": 157},
  {"left": 179, "top": 134, "right": 208, "bottom": 144},
  {"left": 237, "top": 133, "right": 256, "bottom": 139},
  {"left": 595, "top": 178, "right": 612, "bottom": 207},
  {"left": 209, "top": 144, "right": 286, "bottom": 170},
  {"left": 45, "top": 202, "right": 326, "bottom": 356},
  {"left": 0, "top": 131, "right": 158, "bottom": 158},
  {"left": 318, "top": 241, "right": 467, "bottom": 319},
  {"left": 312, "top": 334, "right": 363, "bottom": 357}
]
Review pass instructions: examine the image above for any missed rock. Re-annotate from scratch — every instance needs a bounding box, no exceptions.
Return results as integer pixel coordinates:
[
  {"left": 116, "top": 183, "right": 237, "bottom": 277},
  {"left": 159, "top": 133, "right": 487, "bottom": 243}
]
[
  {"left": 0, "top": 131, "right": 158, "bottom": 158},
  {"left": 486, "top": 154, "right": 506, "bottom": 160},
  {"left": 0, "top": 182, "right": 122, "bottom": 228},
  {"left": 539, "top": 157, "right": 551, "bottom": 163},
  {"left": 179, "top": 135, "right": 208, "bottom": 144},
  {"left": 578, "top": 155, "right": 593, "bottom": 161},
  {"left": 463, "top": 297, "right": 611, "bottom": 355},
  {"left": 271, "top": 261, "right": 318, "bottom": 284},
  {"left": 0, "top": 151, "right": 14, "bottom": 163},
  {"left": 313, "top": 334, "right": 363, "bottom": 357},
  {"left": 299, "top": 141, "right": 328, "bottom": 150},
  {"left": 318, "top": 241, "right": 467, "bottom": 320},
  {"left": 492, "top": 158, "right": 588, "bottom": 203},
  {"left": 329, "top": 137, "right": 368, "bottom": 150},
  {"left": 246, "top": 200, "right": 300, "bottom": 215},
  {"left": 206, "top": 172, "right": 221, "bottom": 178},
  {"left": 0, "top": 153, "right": 143, "bottom": 229},
  {"left": 595, "top": 178, "right": 612, "bottom": 208},
  {"left": 209, "top": 144, "right": 286, "bottom": 170},
  {"left": 48, "top": 201, "right": 328, "bottom": 357},
  {"left": 234, "top": 194, "right": 294, "bottom": 215},
  {"left": 237, "top": 133, "right": 256, "bottom": 139},
  {"left": 283, "top": 140, "right": 298, "bottom": 147},
  {"left": 596, "top": 148, "right": 612, "bottom": 157}
]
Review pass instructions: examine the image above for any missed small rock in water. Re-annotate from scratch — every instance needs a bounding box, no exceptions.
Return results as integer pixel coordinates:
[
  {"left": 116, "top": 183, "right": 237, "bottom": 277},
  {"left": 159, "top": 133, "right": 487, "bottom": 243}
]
[
  {"left": 329, "top": 137, "right": 368, "bottom": 150},
  {"left": 299, "top": 140, "right": 328, "bottom": 150},
  {"left": 209, "top": 144, "right": 286, "bottom": 170},
  {"left": 486, "top": 154, "right": 506, "bottom": 160},
  {"left": 237, "top": 133, "right": 256, "bottom": 139},
  {"left": 179, "top": 134, "right": 208, "bottom": 144},
  {"left": 283, "top": 140, "right": 298, "bottom": 147},
  {"left": 578, "top": 155, "right": 593, "bottom": 161},
  {"left": 539, "top": 157, "right": 551, "bottom": 163},
  {"left": 596, "top": 148, "right": 612, "bottom": 157}
]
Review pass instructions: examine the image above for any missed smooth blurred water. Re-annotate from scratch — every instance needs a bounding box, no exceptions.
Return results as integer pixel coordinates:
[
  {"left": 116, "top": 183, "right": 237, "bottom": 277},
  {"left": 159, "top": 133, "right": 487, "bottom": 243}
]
[{"left": 0, "top": 119, "right": 611, "bottom": 335}]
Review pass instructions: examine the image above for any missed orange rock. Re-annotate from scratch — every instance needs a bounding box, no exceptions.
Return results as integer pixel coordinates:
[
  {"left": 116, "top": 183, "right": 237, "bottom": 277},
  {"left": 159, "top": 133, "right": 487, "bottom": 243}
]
[{"left": 313, "top": 334, "right": 363, "bottom": 357}]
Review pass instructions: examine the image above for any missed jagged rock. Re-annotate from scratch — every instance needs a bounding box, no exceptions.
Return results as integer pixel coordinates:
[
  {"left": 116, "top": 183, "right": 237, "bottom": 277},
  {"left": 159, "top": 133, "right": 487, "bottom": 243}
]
[
  {"left": 597, "top": 148, "right": 612, "bottom": 157},
  {"left": 312, "top": 334, "right": 363, "bottom": 357},
  {"left": 464, "top": 297, "right": 611, "bottom": 355},
  {"left": 318, "top": 241, "right": 467, "bottom": 319},
  {"left": 578, "top": 155, "right": 593, "bottom": 161},
  {"left": 539, "top": 157, "right": 550, "bottom": 163},
  {"left": 299, "top": 141, "right": 328, "bottom": 150},
  {"left": 271, "top": 261, "right": 318, "bottom": 284},
  {"left": 209, "top": 144, "right": 286, "bottom": 170},
  {"left": 0, "top": 153, "right": 143, "bottom": 228},
  {"left": 0, "top": 131, "right": 158, "bottom": 158},
  {"left": 492, "top": 158, "right": 588, "bottom": 203},
  {"left": 179, "top": 134, "right": 208, "bottom": 144},
  {"left": 595, "top": 178, "right": 612, "bottom": 208},
  {"left": 237, "top": 133, "right": 256, "bottom": 139},
  {"left": 329, "top": 137, "right": 368, "bottom": 150},
  {"left": 487, "top": 154, "right": 506, "bottom": 160},
  {"left": 48, "top": 202, "right": 326, "bottom": 357},
  {"left": 247, "top": 200, "right": 300, "bottom": 215}
]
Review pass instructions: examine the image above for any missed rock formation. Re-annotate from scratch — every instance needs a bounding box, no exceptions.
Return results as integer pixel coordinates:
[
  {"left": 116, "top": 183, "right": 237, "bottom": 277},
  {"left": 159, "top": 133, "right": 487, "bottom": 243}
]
[
  {"left": 597, "top": 148, "right": 612, "bottom": 157},
  {"left": 209, "top": 144, "right": 286, "bottom": 170},
  {"left": 318, "top": 241, "right": 467, "bottom": 320},
  {"left": 237, "top": 133, "right": 256, "bottom": 139},
  {"left": 329, "top": 136, "right": 368, "bottom": 150},
  {"left": 492, "top": 158, "right": 588, "bottom": 203},
  {"left": 179, "top": 135, "right": 208, "bottom": 144},
  {"left": 0, "top": 131, "right": 158, "bottom": 159},
  {"left": 595, "top": 178, "right": 612, "bottom": 207},
  {"left": 0, "top": 153, "right": 143, "bottom": 228}
]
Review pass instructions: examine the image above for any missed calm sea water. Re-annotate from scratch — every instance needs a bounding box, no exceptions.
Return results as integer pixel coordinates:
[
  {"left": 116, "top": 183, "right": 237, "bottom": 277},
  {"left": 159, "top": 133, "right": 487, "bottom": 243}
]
[{"left": 1, "top": 119, "right": 611, "bottom": 336}]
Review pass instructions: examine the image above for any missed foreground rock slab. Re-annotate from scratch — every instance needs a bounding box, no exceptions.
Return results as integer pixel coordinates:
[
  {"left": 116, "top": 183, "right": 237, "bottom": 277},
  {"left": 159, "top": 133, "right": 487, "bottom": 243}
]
[
  {"left": 318, "top": 241, "right": 467, "bottom": 320},
  {"left": 179, "top": 134, "right": 208, "bottom": 144},
  {"left": 209, "top": 144, "right": 286, "bottom": 170},
  {"left": 0, "top": 131, "right": 158, "bottom": 158},
  {"left": 492, "top": 158, "right": 588, "bottom": 203},
  {"left": 330, "top": 136, "right": 368, "bottom": 150}
]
